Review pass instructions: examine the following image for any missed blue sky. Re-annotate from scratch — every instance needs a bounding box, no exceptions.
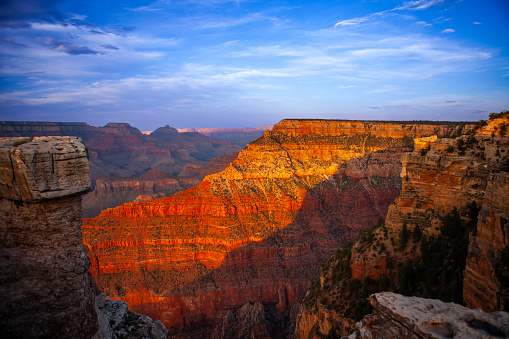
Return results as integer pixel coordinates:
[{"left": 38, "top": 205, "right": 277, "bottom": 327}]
[{"left": 0, "top": 0, "right": 508, "bottom": 130}]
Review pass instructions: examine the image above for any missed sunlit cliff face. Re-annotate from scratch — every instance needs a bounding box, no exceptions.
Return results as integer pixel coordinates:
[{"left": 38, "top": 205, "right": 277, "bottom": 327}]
[
  {"left": 82, "top": 119, "right": 474, "bottom": 330},
  {"left": 296, "top": 115, "right": 509, "bottom": 338}
]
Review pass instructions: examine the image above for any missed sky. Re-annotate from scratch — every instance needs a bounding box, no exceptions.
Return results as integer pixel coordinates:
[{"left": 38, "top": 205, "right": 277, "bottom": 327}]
[{"left": 0, "top": 0, "right": 508, "bottom": 130}]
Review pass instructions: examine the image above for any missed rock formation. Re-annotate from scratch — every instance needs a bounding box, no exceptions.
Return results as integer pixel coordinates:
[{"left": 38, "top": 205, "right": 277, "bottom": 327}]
[
  {"left": 0, "top": 136, "right": 169, "bottom": 339},
  {"left": 82, "top": 153, "right": 238, "bottom": 218},
  {"left": 349, "top": 292, "right": 509, "bottom": 339},
  {"left": 0, "top": 136, "right": 98, "bottom": 338},
  {"left": 295, "top": 113, "right": 509, "bottom": 338},
  {"left": 0, "top": 121, "right": 243, "bottom": 216},
  {"left": 82, "top": 119, "right": 473, "bottom": 334},
  {"left": 463, "top": 115, "right": 509, "bottom": 312},
  {"left": 96, "top": 293, "right": 168, "bottom": 339}
]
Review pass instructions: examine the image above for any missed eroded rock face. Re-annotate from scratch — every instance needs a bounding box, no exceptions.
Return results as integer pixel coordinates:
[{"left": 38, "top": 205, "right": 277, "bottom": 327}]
[
  {"left": 350, "top": 292, "right": 509, "bottom": 339},
  {"left": 0, "top": 137, "right": 98, "bottom": 339},
  {"left": 82, "top": 153, "right": 238, "bottom": 218},
  {"left": 0, "top": 136, "right": 91, "bottom": 201},
  {"left": 82, "top": 119, "right": 473, "bottom": 333},
  {"left": 96, "top": 294, "right": 168, "bottom": 339},
  {"left": 213, "top": 301, "right": 288, "bottom": 339},
  {"left": 463, "top": 171, "right": 509, "bottom": 312},
  {"left": 0, "top": 121, "right": 244, "bottom": 217},
  {"left": 295, "top": 115, "right": 508, "bottom": 338}
]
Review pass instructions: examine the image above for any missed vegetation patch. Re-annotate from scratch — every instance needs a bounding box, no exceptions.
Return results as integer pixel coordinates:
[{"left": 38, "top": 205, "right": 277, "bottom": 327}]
[{"left": 11, "top": 138, "right": 32, "bottom": 147}]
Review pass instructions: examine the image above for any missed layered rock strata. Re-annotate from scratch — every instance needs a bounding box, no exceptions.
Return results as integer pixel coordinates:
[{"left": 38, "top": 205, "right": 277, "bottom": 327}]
[
  {"left": 0, "top": 121, "right": 243, "bottom": 217},
  {"left": 463, "top": 115, "right": 509, "bottom": 312},
  {"left": 350, "top": 292, "right": 509, "bottom": 339},
  {"left": 296, "top": 114, "right": 508, "bottom": 338},
  {"left": 82, "top": 120, "right": 473, "bottom": 333},
  {"left": 82, "top": 153, "right": 238, "bottom": 218},
  {"left": 0, "top": 137, "right": 98, "bottom": 338}
]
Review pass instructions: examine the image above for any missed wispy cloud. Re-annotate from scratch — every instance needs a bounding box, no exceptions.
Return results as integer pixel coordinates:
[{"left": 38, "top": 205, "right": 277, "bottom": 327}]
[
  {"left": 100, "top": 44, "right": 119, "bottom": 50},
  {"left": 36, "top": 37, "right": 100, "bottom": 55},
  {"left": 441, "top": 28, "right": 455, "bottom": 33},
  {"left": 335, "top": 0, "right": 445, "bottom": 27},
  {"left": 417, "top": 21, "right": 432, "bottom": 26}
]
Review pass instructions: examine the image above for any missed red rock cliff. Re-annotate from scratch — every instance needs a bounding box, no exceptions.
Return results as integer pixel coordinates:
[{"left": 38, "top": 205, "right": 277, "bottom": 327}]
[
  {"left": 82, "top": 119, "right": 473, "bottom": 333},
  {"left": 296, "top": 115, "right": 508, "bottom": 338}
]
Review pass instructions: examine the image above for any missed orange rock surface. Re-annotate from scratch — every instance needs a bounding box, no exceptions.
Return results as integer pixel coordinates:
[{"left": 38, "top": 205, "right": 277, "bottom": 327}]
[
  {"left": 82, "top": 119, "right": 474, "bottom": 331},
  {"left": 295, "top": 115, "right": 508, "bottom": 338}
]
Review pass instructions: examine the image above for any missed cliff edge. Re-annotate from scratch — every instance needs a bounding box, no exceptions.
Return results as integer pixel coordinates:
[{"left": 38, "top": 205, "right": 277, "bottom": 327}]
[{"left": 296, "top": 113, "right": 509, "bottom": 338}]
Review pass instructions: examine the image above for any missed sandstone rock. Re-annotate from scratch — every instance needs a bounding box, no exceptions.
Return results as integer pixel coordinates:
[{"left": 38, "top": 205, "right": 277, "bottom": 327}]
[
  {"left": 83, "top": 119, "right": 470, "bottom": 333},
  {"left": 0, "top": 136, "right": 90, "bottom": 202},
  {"left": 295, "top": 115, "right": 509, "bottom": 338},
  {"left": 0, "top": 121, "right": 241, "bottom": 217},
  {"left": 82, "top": 153, "right": 238, "bottom": 218},
  {"left": 350, "top": 292, "right": 509, "bottom": 339},
  {"left": 214, "top": 301, "right": 288, "bottom": 339},
  {"left": 463, "top": 171, "right": 509, "bottom": 312},
  {"left": 97, "top": 298, "right": 169, "bottom": 339},
  {"left": 0, "top": 137, "right": 97, "bottom": 339}
]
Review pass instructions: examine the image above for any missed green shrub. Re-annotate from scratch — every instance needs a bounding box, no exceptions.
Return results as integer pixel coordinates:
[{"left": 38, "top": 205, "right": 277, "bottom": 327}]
[
  {"left": 420, "top": 144, "right": 431, "bottom": 156},
  {"left": 11, "top": 138, "right": 31, "bottom": 147},
  {"left": 398, "top": 222, "right": 409, "bottom": 250}
]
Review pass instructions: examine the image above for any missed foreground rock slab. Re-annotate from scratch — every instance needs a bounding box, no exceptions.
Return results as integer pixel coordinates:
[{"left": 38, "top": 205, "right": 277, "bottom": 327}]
[
  {"left": 0, "top": 136, "right": 97, "bottom": 338},
  {"left": 350, "top": 292, "right": 509, "bottom": 339}
]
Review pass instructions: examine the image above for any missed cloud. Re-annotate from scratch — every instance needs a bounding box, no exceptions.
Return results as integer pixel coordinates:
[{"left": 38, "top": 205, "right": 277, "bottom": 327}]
[
  {"left": 0, "top": 0, "right": 68, "bottom": 28},
  {"left": 334, "top": 0, "right": 445, "bottom": 27},
  {"left": 0, "top": 38, "right": 27, "bottom": 47},
  {"left": 441, "top": 28, "right": 455, "bottom": 33},
  {"left": 396, "top": 0, "right": 445, "bottom": 11},
  {"left": 100, "top": 44, "right": 119, "bottom": 50},
  {"left": 36, "top": 37, "right": 100, "bottom": 55},
  {"left": 473, "top": 22, "right": 482, "bottom": 25}
]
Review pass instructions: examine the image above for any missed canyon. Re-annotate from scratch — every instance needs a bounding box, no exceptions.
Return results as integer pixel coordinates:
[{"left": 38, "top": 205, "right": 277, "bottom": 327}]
[
  {"left": 81, "top": 119, "right": 474, "bottom": 334},
  {"left": 0, "top": 121, "right": 250, "bottom": 217},
  {"left": 296, "top": 113, "right": 509, "bottom": 338}
]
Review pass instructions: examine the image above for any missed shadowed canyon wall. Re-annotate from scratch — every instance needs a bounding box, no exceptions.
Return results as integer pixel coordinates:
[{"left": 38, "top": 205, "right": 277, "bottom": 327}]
[
  {"left": 296, "top": 115, "right": 508, "bottom": 338},
  {"left": 0, "top": 137, "right": 98, "bottom": 338},
  {"left": 82, "top": 119, "right": 474, "bottom": 333}
]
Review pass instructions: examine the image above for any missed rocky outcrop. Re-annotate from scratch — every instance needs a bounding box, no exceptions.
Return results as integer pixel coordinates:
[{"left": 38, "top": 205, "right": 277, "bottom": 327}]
[
  {"left": 295, "top": 114, "right": 508, "bottom": 338},
  {"left": 0, "top": 136, "right": 98, "bottom": 338},
  {"left": 463, "top": 172, "right": 509, "bottom": 312},
  {"left": 96, "top": 293, "right": 168, "bottom": 339},
  {"left": 350, "top": 292, "right": 509, "bottom": 339},
  {"left": 82, "top": 119, "right": 472, "bottom": 334},
  {"left": 463, "top": 115, "right": 509, "bottom": 312}
]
